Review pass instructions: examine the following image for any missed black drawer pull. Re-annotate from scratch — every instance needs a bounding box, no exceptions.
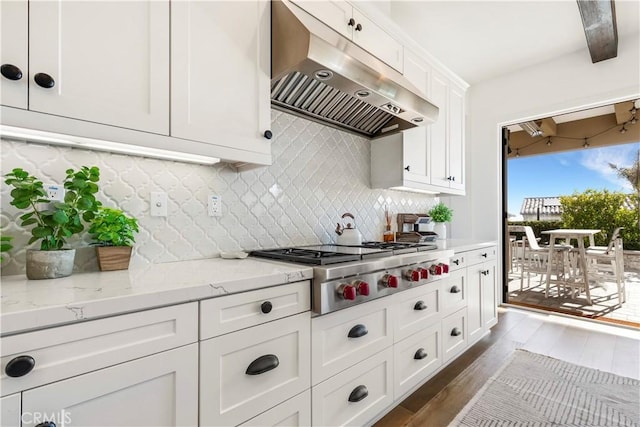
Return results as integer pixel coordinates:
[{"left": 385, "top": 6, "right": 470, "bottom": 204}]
[
  {"left": 35, "top": 422, "right": 56, "bottom": 427},
  {"left": 451, "top": 327, "right": 462, "bottom": 337},
  {"left": 260, "top": 301, "right": 273, "bottom": 314},
  {"left": 348, "top": 385, "right": 368, "bottom": 402},
  {"left": 348, "top": 324, "right": 368, "bottom": 338},
  {"left": 245, "top": 354, "right": 279, "bottom": 375},
  {"left": 5, "top": 355, "right": 35, "bottom": 377},
  {"left": 481, "top": 253, "right": 488, "bottom": 258},
  {"left": 450, "top": 286, "right": 461, "bottom": 294},
  {"left": 1, "top": 64, "right": 23, "bottom": 80},
  {"left": 414, "top": 348, "right": 428, "bottom": 360},
  {"left": 263, "top": 130, "right": 273, "bottom": 139},
  {"left": 452, "top": 259, "right": 460, "bottom": 265},
  {"left": 414, "top": 300, "right": 427, "bottom": 311}
]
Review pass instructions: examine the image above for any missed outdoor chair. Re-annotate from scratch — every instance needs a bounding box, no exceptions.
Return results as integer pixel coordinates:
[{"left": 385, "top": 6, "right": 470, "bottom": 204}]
[
  {"left": 586, "top": 228, "right": 626, "bottom": 303},
  {"left": 520, "top": 226, "right": 570, "bottom": 294}
]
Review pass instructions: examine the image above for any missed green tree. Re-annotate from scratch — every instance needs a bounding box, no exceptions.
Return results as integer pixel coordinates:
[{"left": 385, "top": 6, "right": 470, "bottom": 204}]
[
  {"left": 560, "top": 189, "right": 639, "bottom": 249},
  {"left": 609, "top": 149, "right": 640, "bottom": 230}
]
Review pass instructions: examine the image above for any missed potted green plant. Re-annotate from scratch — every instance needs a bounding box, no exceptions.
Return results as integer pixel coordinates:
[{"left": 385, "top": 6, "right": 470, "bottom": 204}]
[
  {"left": 1, "top": 235, "right": 13, "bottom": 262},
  {"left": 89, "top": 207, "right": 139, "bottom": 271},
  {"left": 4, "top": 166, "right": 100, "bottom": 279},
  {"left": 428, "top": 202, "right": 453, "bottom": 240}
]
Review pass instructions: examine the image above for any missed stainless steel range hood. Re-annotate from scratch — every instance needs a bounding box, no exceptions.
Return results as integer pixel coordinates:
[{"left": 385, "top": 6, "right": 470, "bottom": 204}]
[{"left": 271, "top": 0, "right": 439, "bottom": 138}]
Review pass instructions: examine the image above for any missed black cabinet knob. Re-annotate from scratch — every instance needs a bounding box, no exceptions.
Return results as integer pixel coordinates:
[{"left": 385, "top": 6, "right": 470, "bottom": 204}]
[
  {"left": 481, "top": 253, "right": 488, "bottom": 258},
  {"left": 355, "top": 23, "right": 362, "bottom": 31},
  {"left": 414, "top": 300, "right": 427, "bottom": 311},
  {"left": 263, "top": 130, "right": 273, "bottom": 139},
  {"left": 34, "top": 73, "right": 55, "bottom": 88},
  {"left": 35, "top": 422, "right": 56, "bottom": 427},
  {"left": 260, "top": 301, "right": 273, "bottom": 314},
  {"left": 348, "top": 385, "right": 368, "bottom": 402},
  {"left": 245, "top": 354, "right": 279, "bottom": 375},
  {"left": 404, "top": 165, "right": 410, "bottom": 172},
  {"left": 414, "top": 348, "right": 428, "bottom": 360},
  {"left": 1, "top": 64, "right": 23, "bottom": 81},
  {"left": 348, "top": 18, "right": 355, "bottom": 27},
  {"left": 452, "top": 259, "right": 460, "bottom": 265},
  {"left": 348, "top": 324, "right": 368, "bottom": 338},
  {"left": 5, "top": 355, "right": 35, "bottom": 377}
]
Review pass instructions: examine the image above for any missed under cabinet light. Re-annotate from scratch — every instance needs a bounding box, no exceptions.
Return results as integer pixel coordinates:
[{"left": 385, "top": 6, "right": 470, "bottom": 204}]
[
  {"left": 0, "top": 126, "right": 221, "bottom": 165},
  {"left": 390, "top": 186, "right": 439, "bottom": 195}
]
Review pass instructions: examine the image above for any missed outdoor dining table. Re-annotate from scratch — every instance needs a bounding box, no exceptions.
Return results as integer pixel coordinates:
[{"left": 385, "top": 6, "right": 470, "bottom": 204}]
[{"left": 541, "top": 229, "right": 601, "bottom": 305}]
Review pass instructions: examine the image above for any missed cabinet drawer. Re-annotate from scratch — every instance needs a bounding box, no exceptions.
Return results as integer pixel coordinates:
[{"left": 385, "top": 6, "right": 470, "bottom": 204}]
[
  {"left": 200, "top": 312, "right": 311, "bottom": 426},
  {"left": 1, "top": 303, "right": 197, "bottom": 397},
  {"left": 465, "top": 246, "right": 497, "bottom": 266},
  {"left": 311, "top": 347, "right": 393, "bottom": 427},
  {"left": 311, "top": 298, "right": 392, "bottom": 385},
  {"left": 449, "top": 253, "right": 466, "bottom": 271},
  {"left": 1, "top": 394, "right": 20, "bottom": 427},
  {"left": 393, "top": 282, "right": 441, "bottom": 342},
  {"left": 442, "top": 269, "right": 466, "bottom": 315},
  {"left": 394, "top": 323, "right": 442, "bottom": 399},
  {"left": 442, "top": 308, "right": 467, "bottom": 363},
  {"left": 240, "top": 390, "right": 311, "bottom": 427},
  {"left": 200, "top": 281, "right": 310, "bottom": 339},
  {"left": 21, "top": 343, "right": 198, "bottom": 427}
]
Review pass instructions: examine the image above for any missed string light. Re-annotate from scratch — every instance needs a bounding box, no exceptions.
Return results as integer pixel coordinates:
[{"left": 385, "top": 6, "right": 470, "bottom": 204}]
[
  {"left": 583, "top": 137, "right": 589, "bottom": 148},
  {"left": 632, "top": 117, "right": 638, "bottom": 125},
  {"left": 515, "top": 149, "right": 520, "bottom": 157},
  {"left": 620, "top": 125, "right": 627, "bottom": 134},
  {"left": 546, "top": 137, "right": 552, "bottom": 146}
]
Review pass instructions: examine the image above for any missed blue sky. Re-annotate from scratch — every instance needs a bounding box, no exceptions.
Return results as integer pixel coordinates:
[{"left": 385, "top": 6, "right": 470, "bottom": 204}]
[{"left": 508, "top": 142, "right": 640, "bottom": 217}]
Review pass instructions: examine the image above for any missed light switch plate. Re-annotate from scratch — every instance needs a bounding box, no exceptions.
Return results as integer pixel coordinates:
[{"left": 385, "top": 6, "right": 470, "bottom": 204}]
[{"left": 150, "top": 191, "right": 168, "bottom": 217}]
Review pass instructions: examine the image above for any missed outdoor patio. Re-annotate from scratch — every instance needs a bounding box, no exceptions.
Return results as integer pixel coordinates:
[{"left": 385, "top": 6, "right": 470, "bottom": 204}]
[{"left": 506, "top": 268, "right": 640, "bottom": 328}]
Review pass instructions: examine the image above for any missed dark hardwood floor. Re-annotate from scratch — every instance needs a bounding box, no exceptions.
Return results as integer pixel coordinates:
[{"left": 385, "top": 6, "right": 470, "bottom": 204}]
[{"left": 374, "top": 306, "right": 640, "bottom": 427}]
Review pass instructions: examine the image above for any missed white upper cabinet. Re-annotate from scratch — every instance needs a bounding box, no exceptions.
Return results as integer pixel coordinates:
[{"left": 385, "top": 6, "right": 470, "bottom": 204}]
[
  {"left": 171, "top": 0, "right": 272, "bottom": 157},
  {"left": 429, "top": 70, "right": 449, "bottom": 189},
  {"left": 290, "top": 0, "right": 403, "bottom": 72},
  {"left": 28, "top": 0, "right": 170, "bottom": 134},
  {"left": 0, "top": 0, "right": 27, "bottom": 109}
]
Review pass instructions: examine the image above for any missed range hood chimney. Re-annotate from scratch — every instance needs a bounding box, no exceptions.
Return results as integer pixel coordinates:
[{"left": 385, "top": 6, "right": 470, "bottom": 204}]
[{"left": 271, "top": 0, "right": 439, "bottom": 138}]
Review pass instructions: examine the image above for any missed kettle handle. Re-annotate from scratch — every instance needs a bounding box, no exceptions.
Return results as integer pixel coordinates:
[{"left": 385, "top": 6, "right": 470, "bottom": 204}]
[{"left": 341, "top": 212, "right": 356, "bottom": 229}]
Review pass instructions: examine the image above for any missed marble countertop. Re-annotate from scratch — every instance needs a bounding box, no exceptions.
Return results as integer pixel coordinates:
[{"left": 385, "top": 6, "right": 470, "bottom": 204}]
[
  {"left": 435, "top": 239, "right": 498, "bottom": 253},
  {"left": 0, "top": 257, "right": 313, "bottom": 336}
]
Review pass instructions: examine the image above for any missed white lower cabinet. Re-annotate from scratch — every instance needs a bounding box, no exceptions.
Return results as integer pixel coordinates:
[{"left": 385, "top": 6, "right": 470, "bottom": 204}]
[
  {"left": 0, "top": 394, "right": 20, "bottom": 427},
  {"left": 22, "top": 344, "right": 198, "bottom": 427},
  {"left": 393, "top": 323, "right": 442, "bottom": 399},
  {"left": 442, "top": 307, "right": 467, "bottom": 363},
  {"left": 200, "top": 312, "right": 311, "bottom": 426},
  {"left": 240, "top": 390, "right": 311, "bottom": 427},
  {"left": 311, "top": 347, "right": 394, "bottom": 427},
  {"left": 393, "top": 281, "right": 441, "bottom": 342}
]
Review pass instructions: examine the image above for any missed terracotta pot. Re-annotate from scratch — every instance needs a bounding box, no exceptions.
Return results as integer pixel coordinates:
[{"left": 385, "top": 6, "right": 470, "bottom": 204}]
[
  {"left": 95, "top": 246, "right": 132, "bottom": 271},
  {"left": 26, "top": 249, "right": 76, "bottom": 280}
]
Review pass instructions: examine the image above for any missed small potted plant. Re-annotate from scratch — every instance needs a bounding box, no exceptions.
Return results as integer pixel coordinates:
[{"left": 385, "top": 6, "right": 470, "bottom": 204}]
[
  {"left": 428, "top": 202, "right": 453, "bottom": 240},
  {"left": 4, "top": 166, "right": 100, "bottom": 279},
  {"left": 89, "top": 207, "right": 139, "bottom": 271}
]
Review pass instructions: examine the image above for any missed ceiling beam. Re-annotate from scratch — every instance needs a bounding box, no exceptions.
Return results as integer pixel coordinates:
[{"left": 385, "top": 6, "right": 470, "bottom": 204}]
[
  {"left": 614, "top": 101, "right": 634, "bottom": 124},
  {"left": 539, "top": 118, "right": 557, "bottom": 136},
  {"left": 576, "top": 0, "right": 618, "bottom": 63}
]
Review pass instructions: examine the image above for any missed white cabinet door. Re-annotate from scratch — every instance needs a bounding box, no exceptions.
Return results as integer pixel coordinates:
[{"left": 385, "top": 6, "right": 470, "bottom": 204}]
[
  {"left": 0, "top": 394, "right": 20, "bottom": 427},
  {"left": 482, "top": 260, "right": 498, "bottom": 330},
  {"left": 21, "top": 344, "right": 198, "bottom": 427},
  {"left": 240, "top": 390, "right": 311, "bottom": 427},
  {"left": 351, "top": 9, "right": 403, "bottom": 72},
  {"left": 467, "top": 263, "right": 484, "bottom": 344},
  {"left": 448, "top": 82, "right": 466, "bottom": 191},
  {"left": 28, "top": 1, "right": 169, "bottom": 134},
  {"left": 171, "top": 0, "right": 271, "bottom": 156},
  {"left": 0, "top": 0, "right": 27, "bottom": 109},
  {"left": 290, "top": 0, "right": 353, "bottom": 39},
  {"left": 429, "top": 70, "right": 449, "bottom": 188}
]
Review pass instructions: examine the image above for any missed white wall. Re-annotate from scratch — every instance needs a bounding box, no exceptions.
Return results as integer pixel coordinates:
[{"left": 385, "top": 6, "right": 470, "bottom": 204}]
[
  {"left": 452, "top": 32, "right": 640, "bottom": 242},
  {"left": 1, "top": 111, "right": 438, "bottom": 276}
]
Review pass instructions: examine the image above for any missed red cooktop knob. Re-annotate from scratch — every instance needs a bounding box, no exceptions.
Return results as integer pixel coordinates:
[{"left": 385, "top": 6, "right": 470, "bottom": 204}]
[
  {"left": 430, "top": 264, "right": 444, "bottom": 275},
  {"left": 441, "top": 263, "right": 450, "bottom": 274},
  {"left": 355, "top": 281, "right": 370, "bottom": 296},
  {"left": 405, "top": 270, "right": 420, "bottom": 282},
  {"left": 381, "top": 274, "right": 399, "bottom": 288},
  {"left": 337, "top": 284, "right": 356, "bottom": 300},
  {"left": 419, "top": 268, "right": 429, "bottom": 280}
]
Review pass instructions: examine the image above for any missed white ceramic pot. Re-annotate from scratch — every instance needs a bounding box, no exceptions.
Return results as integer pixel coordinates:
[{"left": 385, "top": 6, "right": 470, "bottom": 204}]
[
  {"left": 26, "top": 249, "right": 76, "bottom": 280},
  {"left": 433, "top": 223, "right": 447, "bottom": 240}
]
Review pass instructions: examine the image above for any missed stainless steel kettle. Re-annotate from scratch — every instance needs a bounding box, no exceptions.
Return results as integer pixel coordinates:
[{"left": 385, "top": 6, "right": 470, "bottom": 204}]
[{"left": 335, "top": 212, "right": 362, "bottom": 245}]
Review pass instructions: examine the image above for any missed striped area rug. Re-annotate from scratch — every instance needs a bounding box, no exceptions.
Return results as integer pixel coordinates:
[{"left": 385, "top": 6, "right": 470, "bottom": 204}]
[{"left": 449, "top": 349, "right": 639, "bottom": 426}]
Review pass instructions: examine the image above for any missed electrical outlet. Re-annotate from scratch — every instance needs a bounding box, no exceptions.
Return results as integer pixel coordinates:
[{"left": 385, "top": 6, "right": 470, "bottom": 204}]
[
  {"left": 150, "top": 191, "right": 168, "bottom": 217},
  {"left": 46, "top": 185, "right": 65, "bottom": 202},
  {"left": 208, "top": 194, "right": 222, "bottom": 217}
]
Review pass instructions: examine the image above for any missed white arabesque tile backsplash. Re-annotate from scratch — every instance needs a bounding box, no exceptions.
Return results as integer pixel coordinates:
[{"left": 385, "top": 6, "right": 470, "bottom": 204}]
[{"left": 1, "top": 111, "right": 438, "bottom": 276}]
